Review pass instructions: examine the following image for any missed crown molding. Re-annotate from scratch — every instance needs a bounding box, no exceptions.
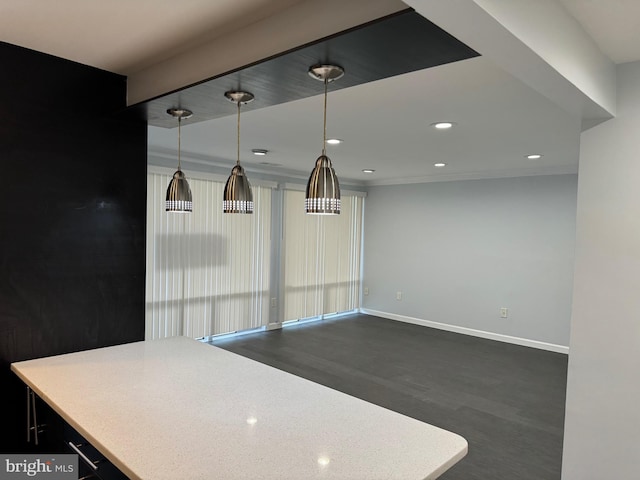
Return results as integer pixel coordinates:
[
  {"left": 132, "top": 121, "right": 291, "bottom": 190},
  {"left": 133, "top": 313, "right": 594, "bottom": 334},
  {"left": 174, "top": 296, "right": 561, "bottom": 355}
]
[{"left": 362, "top": 165, "right": 578, "bottom": 187}]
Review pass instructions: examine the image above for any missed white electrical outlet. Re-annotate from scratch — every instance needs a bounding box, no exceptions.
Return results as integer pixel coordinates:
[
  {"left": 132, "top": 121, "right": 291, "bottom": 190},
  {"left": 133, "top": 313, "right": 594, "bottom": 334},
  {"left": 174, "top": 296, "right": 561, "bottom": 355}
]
[
  {"left": 271, "top": 298, "right": 277, "bottom": 308},
  {"left": 500, "top": 307, "right": 508, "bottom": 318},
  {"left": 364, "top": 287, "right": 369, "bottom": 296},
  {"left": 396, "top": 291, "right": 402, "bottom": 301}
]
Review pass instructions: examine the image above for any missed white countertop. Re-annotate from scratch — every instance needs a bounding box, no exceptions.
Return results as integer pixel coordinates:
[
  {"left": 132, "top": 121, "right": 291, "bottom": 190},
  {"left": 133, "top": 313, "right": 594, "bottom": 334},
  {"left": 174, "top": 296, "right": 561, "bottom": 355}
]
[{"left": 11, "top": 336, "right": 467, "bottom": 480}]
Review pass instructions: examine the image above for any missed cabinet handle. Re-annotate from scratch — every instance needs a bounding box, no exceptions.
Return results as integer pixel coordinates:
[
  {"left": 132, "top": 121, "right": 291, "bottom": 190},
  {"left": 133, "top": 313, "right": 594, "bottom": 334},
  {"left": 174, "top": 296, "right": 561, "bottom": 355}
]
[
  {"left": 26, "top": 387, "right": 45, "bottom": 445},
  {"left": 26, "top": 387, "right": 31, "bottom": 442},
  {"left": 68, "top": 442, "right": 99, "bottom": 471}
]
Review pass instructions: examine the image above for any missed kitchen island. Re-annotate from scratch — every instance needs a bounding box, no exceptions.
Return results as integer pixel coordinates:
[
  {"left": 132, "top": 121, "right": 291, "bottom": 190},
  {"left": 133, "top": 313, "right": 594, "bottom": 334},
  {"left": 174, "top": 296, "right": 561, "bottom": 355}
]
[{"left": 11, "top": 336, "right": 467, "bottom": 479}]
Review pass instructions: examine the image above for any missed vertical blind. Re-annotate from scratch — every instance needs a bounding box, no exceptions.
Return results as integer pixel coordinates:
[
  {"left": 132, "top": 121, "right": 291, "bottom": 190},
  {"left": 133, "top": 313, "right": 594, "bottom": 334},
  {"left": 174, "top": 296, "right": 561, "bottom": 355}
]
[
  {"left": 146, "top": 170, "right": 271, "bottom": 339},
  {"left": 283, "top": 189, "right": 363, "bottom": 321}
]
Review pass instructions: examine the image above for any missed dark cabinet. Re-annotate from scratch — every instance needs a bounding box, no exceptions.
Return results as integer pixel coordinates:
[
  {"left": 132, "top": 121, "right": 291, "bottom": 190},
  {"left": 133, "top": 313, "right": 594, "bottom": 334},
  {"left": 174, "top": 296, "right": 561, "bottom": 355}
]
[
  {"left": 26, "top": 390, "right": 130, "bottom": 480},
  {"left": 62, "top": 426, "right": 129, "bottom": 480}
]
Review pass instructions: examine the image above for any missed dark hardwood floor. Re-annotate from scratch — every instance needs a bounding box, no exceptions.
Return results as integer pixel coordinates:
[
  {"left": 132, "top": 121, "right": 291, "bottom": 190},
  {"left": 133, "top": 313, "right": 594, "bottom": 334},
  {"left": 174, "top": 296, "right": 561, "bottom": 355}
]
[{"left": 210, "top": 313, "right": 567, "bottom": 480}]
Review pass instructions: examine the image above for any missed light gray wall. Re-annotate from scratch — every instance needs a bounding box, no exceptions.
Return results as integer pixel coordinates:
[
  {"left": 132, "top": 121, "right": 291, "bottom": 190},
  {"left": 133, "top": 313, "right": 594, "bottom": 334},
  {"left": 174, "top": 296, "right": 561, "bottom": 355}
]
[
  {"left": 362, "top": 174, "right": 577, "bottom": 347},
  {"left": 561, "top": 61, "right": 640, "bottom": 479}
]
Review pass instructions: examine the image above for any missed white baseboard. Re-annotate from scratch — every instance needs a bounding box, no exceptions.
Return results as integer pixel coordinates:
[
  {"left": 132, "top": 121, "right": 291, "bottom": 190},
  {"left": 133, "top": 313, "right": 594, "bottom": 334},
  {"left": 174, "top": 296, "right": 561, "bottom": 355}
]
[{"left": 359, "top": 308, "right": 569, "bottom": 354}]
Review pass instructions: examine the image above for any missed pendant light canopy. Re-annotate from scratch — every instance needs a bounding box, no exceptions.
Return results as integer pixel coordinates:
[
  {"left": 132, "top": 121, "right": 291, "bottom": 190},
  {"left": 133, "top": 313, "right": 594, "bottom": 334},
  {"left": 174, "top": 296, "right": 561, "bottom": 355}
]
[
  {"left": 166, "top": 108, "right": 193, "bottom": 213},
  {"left": 223, "top": 91, "right": 254, "bottom": 214},
  {"left": 305, "top": 64, "right": 344, "bottom": 215}
]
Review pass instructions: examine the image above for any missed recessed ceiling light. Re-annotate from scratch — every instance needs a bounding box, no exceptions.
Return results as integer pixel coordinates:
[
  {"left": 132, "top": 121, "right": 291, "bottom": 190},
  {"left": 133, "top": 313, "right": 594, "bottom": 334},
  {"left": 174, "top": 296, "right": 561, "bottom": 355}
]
[
  {"left": 317, "top": 457, "right": 331, "bottom": 466},
  {"left": 434, "top": 162, "right": 447, "bottom": 167},
  {"left": 362, "top": 169, "right": 375, "bottom": 173},
  {"left": 246, "top": 417, "right": 258, "bottom": 425},
  {"left": 326, "top": 138, "right": 342, "bottom": 145},
  {"left": 252, "top": 149, "right": 268, "bottom": 156},
  {"left": 526, "top": 154, "right": 543, "bottom": 160},
  {"left": 432, "top": 122, "right": 455, "bottom": 130}
]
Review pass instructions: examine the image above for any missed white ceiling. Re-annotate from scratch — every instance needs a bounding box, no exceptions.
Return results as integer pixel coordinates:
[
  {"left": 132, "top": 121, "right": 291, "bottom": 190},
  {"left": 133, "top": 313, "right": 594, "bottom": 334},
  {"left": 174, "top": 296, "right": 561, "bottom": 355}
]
[
  {"left": 558, "top": 0, "right": 640, "bottom": 64},
  {"left": 148, "top": 55, "right": 581, "bottom": 185},
  {"left": 2, "top": 0, "right": 639, "bottom": 185},
  {"left": 0, "top": 0, "right": 304, "bottom": 75}
]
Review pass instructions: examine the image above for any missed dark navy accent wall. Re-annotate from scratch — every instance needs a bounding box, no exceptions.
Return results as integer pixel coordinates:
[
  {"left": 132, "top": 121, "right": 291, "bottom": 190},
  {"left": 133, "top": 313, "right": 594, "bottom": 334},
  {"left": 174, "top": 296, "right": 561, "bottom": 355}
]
[{"left": 0, "top": 42, "right": 147, "bottom": 452}]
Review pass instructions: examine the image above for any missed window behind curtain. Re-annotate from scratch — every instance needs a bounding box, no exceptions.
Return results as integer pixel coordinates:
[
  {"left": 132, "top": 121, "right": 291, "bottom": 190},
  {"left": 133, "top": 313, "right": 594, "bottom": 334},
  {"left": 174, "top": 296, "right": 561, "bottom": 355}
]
[
  {"left": 283, "top": 189, "right": 363, "bottom": 321},
  {"left": 146, "top": 170, "right": 271, "bottom": 339}
]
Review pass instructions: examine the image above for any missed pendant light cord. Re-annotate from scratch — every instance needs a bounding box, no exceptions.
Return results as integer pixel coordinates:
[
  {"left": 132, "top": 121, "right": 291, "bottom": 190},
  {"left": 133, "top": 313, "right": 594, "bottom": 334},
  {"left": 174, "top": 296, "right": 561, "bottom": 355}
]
[
  {"left": 322, "top": 78, "right": 328, "bottom": 155},
  {"left": 177, "top": 115, "right": 182, "bottom": 171},
  {"left": 237, "top": 101, "right": 241, "bottom": 166}
]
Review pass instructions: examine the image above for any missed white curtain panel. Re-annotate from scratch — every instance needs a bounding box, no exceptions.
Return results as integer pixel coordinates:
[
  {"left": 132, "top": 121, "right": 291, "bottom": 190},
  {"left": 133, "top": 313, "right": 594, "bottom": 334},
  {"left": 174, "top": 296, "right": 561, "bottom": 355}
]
[
  {"left": 146, "top": 172, "right": 271, "bottom": 339},
  {"left": 283, "top": 189, "right": 363, "bottom": 321}
]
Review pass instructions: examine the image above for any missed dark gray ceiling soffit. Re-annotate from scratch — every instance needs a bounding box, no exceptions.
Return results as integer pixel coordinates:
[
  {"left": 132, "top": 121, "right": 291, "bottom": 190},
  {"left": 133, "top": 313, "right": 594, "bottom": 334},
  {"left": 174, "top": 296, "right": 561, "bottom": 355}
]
[{"left": 129, "top": 8, "right": 479, "bottom": 128}]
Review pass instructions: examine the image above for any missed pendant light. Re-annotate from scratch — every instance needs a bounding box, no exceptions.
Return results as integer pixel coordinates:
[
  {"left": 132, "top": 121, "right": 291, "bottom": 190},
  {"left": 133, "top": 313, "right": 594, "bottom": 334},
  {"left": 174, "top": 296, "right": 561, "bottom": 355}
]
[
  {"left": 223, "top": 91, "right": 254, "bottom": 214},
  {"left": 305, "top": 64, "right": 344, "bottom": 215},
  {"left": 166, "top": 108, "right": 193, "bottom": 213}
]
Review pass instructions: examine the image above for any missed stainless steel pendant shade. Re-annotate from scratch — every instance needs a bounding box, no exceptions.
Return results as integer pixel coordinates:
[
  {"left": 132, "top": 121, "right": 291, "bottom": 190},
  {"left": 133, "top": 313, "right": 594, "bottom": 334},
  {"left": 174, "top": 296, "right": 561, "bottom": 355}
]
[
  {"left": 305, "top": 64, "right": 343, "bottom": 215},
  {"left": 166, "top": 108, "right": 193, "bottom": 213},
  {"left": 166, "top": 169, "right": 193, "bottom": 213},
  {"left": 305, "top": 155, "right": 340, "bottom": 214},
  {"left": 223, "top": 164, "right": 253, "bottom": 213},
  {"left": 224, "top": 91, "right": 254, "bottom": 214}
]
